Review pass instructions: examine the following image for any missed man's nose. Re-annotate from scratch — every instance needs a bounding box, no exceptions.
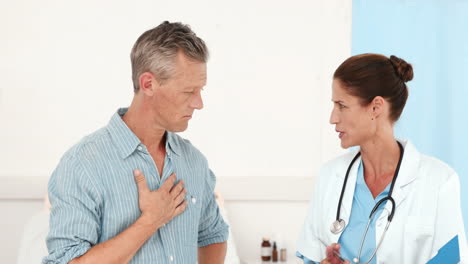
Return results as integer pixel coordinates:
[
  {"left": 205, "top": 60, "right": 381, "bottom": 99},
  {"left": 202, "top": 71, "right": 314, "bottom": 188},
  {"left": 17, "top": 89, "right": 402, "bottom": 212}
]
[{"left": 190, "top": 91, "right": 203, "bottom": 110}]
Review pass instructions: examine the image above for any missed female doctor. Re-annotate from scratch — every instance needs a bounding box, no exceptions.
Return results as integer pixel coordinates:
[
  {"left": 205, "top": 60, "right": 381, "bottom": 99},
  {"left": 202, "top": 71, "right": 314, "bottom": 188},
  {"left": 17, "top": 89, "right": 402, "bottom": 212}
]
[{"left": 297, "top": 54, "right": 467, "bottom": 264}]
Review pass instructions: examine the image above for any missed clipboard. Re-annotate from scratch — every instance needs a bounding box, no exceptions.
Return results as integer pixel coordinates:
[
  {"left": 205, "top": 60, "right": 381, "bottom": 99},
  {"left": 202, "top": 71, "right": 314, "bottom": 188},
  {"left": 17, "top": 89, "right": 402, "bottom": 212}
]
[{"left": 426, "top": 235, "right": 460, "bottom": 264}]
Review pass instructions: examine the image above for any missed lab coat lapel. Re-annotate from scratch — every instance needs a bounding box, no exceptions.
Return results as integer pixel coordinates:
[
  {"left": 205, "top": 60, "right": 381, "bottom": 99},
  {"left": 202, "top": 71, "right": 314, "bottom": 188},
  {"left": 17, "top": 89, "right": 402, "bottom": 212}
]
[
  {"left": 377, "top": 140, "right": 420, "bottom": 225},
  {"left": 334, "top": 149, "right": 361, "bottom": 240}
]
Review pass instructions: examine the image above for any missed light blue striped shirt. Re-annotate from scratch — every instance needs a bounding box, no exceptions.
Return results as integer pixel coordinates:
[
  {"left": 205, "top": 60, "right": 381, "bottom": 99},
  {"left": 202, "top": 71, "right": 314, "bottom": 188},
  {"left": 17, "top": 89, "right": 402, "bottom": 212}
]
[{"left": 43, "top": 108, "right": 229, "bottom": 264}]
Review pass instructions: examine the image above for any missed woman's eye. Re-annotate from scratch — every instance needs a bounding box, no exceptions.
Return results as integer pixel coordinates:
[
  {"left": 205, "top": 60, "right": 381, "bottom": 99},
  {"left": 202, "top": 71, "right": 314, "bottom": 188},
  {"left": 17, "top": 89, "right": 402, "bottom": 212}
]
[{"left": 339, "top": 104, "right": 345, "bottom": 109}]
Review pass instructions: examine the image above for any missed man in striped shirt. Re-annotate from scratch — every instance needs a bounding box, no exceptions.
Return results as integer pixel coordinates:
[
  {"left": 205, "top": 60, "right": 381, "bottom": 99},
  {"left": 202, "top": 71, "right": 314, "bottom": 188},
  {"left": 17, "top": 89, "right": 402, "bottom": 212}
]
[{"left": 44, "top": 21, "right": 229, "bottom": 264}]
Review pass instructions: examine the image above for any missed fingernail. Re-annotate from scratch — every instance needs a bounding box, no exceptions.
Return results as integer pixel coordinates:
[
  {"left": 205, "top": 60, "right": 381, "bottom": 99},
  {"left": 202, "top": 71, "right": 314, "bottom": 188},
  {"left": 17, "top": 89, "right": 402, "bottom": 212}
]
[{"left": 133, "top": 169, "right": 141, "bottom": 176}]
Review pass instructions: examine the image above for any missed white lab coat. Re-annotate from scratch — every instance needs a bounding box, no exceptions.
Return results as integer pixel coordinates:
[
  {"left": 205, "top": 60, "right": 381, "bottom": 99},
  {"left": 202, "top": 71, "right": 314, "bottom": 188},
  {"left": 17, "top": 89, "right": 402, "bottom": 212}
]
[{"left": 297, "top": 139, "right": 468, "bottom": 264}]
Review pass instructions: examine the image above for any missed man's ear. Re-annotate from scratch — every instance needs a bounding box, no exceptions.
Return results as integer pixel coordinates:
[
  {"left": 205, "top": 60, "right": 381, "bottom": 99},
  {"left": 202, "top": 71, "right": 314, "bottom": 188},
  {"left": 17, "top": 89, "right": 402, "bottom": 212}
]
[
  {"left": 371, "top": 96, "right": 385, "bottom": 119},
  {"left": 138, "top": 72, "right": 158, "bottom": 96}
]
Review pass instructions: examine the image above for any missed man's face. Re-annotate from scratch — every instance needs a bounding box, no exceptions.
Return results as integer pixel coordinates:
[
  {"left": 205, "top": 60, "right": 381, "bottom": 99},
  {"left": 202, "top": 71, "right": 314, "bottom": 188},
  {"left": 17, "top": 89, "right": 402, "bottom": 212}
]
[{"left": 150, "top": 52, "right": 207, "bottom": 132}]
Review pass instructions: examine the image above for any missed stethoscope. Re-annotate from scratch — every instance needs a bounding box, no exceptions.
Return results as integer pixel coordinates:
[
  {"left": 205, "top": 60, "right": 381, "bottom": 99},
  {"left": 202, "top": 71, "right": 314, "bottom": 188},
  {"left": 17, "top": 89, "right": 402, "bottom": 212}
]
[{"left": 330, "top": 141, "right": 404, "bottom": 264}]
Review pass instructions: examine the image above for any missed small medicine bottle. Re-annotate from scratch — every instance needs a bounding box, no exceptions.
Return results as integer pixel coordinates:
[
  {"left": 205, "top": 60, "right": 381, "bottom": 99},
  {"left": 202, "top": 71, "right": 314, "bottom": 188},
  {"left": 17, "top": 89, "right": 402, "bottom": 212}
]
[
  {"left": 272, "top": 242, "right": 278, "bottom": 262},
  {"left": 261, "top": 238, "right": 272, "bottom": 261},
  {"left": 280, "top": 248, "right": 287, "bottom": 262}
]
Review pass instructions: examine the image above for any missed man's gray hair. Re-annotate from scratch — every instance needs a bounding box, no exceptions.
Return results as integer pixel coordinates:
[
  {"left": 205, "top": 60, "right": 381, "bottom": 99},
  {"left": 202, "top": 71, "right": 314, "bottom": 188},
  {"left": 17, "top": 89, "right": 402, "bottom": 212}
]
[{"left": 130, "top": 21, "right": 209, "bottom": 92}]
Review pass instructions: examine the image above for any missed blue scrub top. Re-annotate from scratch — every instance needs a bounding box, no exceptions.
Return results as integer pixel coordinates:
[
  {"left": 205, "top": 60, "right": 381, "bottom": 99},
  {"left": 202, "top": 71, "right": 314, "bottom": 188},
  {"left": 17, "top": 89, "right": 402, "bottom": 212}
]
[{"left": 297, "top": 161, "right": 391, "bottom": 263}]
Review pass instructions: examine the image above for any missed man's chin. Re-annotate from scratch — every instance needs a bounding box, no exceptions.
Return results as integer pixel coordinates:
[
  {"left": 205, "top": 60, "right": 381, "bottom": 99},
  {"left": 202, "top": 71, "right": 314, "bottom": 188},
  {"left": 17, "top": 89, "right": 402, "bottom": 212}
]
[{"left": 168, "top": 123, "right": 189, "bottom": 133}]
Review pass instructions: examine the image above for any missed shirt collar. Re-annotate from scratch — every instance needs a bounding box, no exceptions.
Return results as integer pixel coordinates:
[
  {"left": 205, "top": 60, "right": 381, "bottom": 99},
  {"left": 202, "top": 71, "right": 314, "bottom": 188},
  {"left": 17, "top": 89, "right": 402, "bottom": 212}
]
[
  {"left": 107, "top": 108, "right": 142, "bottom": 159},
  {"left": 165, "top": 131, "right": 181, "bottom": 156},
  {"left": 107, "top": 108, "right": 181, "bottom": 159}
]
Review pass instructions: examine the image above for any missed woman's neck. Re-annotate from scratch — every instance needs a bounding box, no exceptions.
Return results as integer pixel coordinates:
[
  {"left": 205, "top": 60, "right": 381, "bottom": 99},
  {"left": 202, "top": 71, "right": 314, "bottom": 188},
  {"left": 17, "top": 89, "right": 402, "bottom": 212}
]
[{"left": 359, "top": 136, "right": 401, "bottom": 197}]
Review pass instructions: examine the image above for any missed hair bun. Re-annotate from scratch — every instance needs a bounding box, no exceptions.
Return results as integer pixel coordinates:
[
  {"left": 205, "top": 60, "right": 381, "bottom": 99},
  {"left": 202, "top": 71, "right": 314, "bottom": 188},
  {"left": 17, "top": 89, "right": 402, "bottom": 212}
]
[{"left": 389, "top": 55, "right": 413, "bottom": 82}]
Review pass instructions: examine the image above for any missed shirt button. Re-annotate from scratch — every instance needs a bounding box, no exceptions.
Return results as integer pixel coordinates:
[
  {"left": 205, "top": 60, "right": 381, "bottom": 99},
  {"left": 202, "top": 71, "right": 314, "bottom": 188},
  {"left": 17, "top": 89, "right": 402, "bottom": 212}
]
[
  {"left": 169, "top": 255, "right": 174, "bottom": 261},
  {"left": 137, "top": 146, "right": 143, "bottom": 151},
  {"left": 191, "top": 197, "right": 197, "bottom": 204}
]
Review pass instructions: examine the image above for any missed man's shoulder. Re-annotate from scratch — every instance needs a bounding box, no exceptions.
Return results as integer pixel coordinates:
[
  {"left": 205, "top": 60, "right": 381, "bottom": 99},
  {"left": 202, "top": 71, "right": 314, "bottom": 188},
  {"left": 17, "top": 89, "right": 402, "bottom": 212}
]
[
  {"left": 169, "top": 132, "right": 207, "bottom": 161},
  {"left": 50, "top": 127, "right": 111, "bottom": 187},
  {"left": 61, "top": 126, "right": 112, "bottom": 162}
]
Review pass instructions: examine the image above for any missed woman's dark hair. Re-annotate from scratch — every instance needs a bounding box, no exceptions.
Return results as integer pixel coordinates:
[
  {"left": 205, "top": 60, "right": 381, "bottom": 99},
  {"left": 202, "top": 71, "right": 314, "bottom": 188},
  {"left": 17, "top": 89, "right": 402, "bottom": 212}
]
[{"left": 333, "top": 53, "right": 413, "bottom": 122}]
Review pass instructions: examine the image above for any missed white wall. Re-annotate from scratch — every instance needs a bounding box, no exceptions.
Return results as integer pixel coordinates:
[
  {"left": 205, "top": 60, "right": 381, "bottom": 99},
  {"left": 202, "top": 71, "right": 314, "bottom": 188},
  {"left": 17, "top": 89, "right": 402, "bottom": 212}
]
[
  {"left": 0, "top": 0, "right": 350, "bottom": 177},
  {"left": 0, "top": 0, "right": 351, "bottom": 263}
]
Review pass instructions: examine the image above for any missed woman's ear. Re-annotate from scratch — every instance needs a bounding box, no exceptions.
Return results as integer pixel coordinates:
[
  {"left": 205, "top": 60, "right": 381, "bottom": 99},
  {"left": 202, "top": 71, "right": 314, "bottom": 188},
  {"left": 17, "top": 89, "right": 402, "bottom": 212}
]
[{"left": 371, "top": 96, "right": 385, "bottom": 119}]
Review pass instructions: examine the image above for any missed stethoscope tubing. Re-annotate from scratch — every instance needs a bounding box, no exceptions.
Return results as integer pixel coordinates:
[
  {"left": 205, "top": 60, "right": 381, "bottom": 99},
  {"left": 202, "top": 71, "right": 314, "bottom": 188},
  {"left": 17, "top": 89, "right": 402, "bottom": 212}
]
[
  {"left": 335, "top": 141, "right": 403, "bottom": 223},
  {"left": 332, "top": 141, "right": 404, "bottom": 263}
]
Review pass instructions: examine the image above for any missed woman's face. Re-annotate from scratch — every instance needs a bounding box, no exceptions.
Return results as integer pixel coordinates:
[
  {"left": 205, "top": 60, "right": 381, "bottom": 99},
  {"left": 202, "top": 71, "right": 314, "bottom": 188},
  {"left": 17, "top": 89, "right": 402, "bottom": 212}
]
[{"left": 329, "top": 79, "right": 376, "bottom": 149}]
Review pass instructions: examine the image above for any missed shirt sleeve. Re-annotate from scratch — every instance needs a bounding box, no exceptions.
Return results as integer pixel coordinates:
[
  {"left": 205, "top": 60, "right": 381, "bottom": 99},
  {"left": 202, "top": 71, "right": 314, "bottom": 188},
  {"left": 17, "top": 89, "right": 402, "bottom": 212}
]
[
  {"left": 431, "top": 171, "right": 468, "bottom": 262},
  {"left": 197, "top": 169, "right": 229, "bottom": 247},
  {"left": 42, "top": 154, "right": 102, "bottom": 264}
]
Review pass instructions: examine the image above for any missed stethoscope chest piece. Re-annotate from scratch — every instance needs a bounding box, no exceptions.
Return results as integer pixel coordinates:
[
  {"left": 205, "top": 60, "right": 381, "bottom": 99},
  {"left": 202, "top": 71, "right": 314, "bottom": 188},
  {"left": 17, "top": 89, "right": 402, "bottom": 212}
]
[{"left": 330, "top": 219, "right": 346, "bottom": 234}]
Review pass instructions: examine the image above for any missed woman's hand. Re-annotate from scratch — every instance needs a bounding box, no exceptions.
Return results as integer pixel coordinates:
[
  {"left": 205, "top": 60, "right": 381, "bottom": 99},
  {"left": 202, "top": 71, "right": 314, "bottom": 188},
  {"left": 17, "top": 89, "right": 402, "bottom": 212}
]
[{"left": 320, "top": 243, "right": 350, "bottom": 264}]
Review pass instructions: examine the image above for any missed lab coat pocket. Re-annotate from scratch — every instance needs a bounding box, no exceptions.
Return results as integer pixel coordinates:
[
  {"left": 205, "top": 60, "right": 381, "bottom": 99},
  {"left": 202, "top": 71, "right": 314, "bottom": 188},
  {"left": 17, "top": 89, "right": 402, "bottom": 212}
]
[{"left": 404, "top": 216, "right": 433, "bottom": 261}]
